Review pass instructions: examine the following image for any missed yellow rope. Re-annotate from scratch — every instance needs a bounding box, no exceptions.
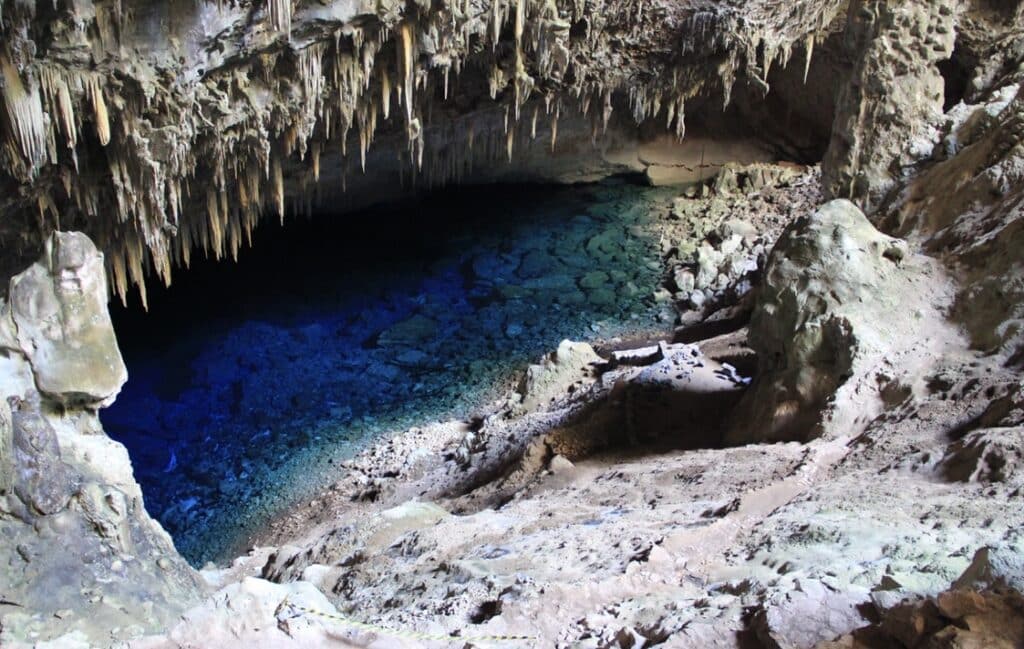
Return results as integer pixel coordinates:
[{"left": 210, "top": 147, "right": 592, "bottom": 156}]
[{"left": 285, "top": 600, "right": 536, "bottom": 645}]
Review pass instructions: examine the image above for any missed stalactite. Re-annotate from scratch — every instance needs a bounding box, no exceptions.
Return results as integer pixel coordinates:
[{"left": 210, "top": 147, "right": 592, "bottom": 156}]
[
  {"left": 229, "top": 209, "right": 242, "bottom": 262},
  {"left": 39, "top": 66, "right": 77, "bottom": 152},
  {"left": 272, "top": 156, "right": 284, "bottom": 223},
  {"left": 514, "top": 0, "right": 526, "bottom": 47},
  {"left": 126, "top": 239, "right": 148, "bottom": 310},
  {"left": 311, "top": 141, "right": 321, "bottom": 182},
  {"left": 804, "top": 34, "right": 815, "bottom": 83},
  {"left": 491, "top": 0, "right": 503, "bottom": 48},
  {"left": 268, "top": 0, "right": 291, "bottom": 37},
  {"left": 0, "top": 0, "right": 850, "bottom": 303},
  {"left": 601, "top": 89, "right": 612, "bottom": 134},
  {"left": 551, "top": 102, "right": 559, "bottom": 151},
  {"left": 0, "top": 53, "right": 48, "bottom": 171},
  {"left": 111, "top": 247, "right": 128, "bottom": 305},
  {"left": 87, "top": 76, "right": 111, "bottom": 146},
  {"left": 382, "top": 67, "right": 391, "bottom": 120},
  {"left": 399, "top": 23, "right": 415, "bottom": 126}
]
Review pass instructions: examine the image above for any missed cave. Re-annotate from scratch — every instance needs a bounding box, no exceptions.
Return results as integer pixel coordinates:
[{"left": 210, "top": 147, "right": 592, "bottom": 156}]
[{"left": 2, "top": 1, "right": 1024, "bottom": 648}]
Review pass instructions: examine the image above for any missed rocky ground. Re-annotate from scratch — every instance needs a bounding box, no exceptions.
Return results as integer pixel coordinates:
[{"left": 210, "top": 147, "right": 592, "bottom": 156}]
[{"left": 108, "top": 147, "right": 1024, "bottom": 649}]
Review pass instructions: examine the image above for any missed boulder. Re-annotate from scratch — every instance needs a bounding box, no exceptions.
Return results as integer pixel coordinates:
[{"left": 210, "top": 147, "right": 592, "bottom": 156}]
[
  {"left": 5, "top": 231, "right": 127, "bottom": 407},
  {"left": 727, "top": 200, "right": 917, "bottom": 444},
  {"left": 954, "top": 545, "right": 1024, "bottom": 593},
  {"left": 376, "top": 314, "right": 438, "bottom": 347},
  {"left": 516, "top": 340, "right": 602, "bottom": 414},
  {"left": 822, "top": 551, "right": 1024, "bottom": 649}
]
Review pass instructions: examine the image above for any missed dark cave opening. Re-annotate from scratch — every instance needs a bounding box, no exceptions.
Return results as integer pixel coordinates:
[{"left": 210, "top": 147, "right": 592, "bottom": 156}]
[
  {"left": 103, "top": 176, "right": 679, "bottom": 565},
  {"left": 939, "top": 42, "right": 973, "bottom": 111}
]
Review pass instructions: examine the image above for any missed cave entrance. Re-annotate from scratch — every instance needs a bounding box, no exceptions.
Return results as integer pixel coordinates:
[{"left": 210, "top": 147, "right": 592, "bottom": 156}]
[{"left": 103, "top": 177, "right": 680, "bottom": 565}]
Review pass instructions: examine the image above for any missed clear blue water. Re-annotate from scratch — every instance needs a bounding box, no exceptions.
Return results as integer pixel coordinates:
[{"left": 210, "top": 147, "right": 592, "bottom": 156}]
[{"left": 103, "top": 179, "right": 677, "bottom": 566}]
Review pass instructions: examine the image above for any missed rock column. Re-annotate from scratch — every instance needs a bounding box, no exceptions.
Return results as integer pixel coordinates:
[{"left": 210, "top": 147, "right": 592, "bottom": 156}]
[{"left": 822, "top": 0, "right": 957, "bottom": 212}]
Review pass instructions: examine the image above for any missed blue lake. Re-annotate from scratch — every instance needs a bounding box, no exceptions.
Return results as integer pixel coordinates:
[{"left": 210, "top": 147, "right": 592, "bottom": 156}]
[{"left": 103, "top": 179, "right": 677, "bottom": 565}]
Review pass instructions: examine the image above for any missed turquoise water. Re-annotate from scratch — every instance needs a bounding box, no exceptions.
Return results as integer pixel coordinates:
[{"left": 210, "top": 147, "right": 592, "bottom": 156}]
[{"left": 103, "top": 179, "right": 677, "bottom": 565}]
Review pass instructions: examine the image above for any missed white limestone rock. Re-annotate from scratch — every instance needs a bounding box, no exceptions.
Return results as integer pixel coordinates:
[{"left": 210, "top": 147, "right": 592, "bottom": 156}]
[
  {"left": 727, "top": 199, "right": 927, "bottom": 443},
  {"left": 4, "top": 232, "right": 127, "bottom": 408}
]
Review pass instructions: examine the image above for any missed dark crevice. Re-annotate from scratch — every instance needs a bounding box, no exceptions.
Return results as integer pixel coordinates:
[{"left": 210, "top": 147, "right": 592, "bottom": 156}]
[{"left": 938, "top": 41, "right": 973, "bottom": 111}]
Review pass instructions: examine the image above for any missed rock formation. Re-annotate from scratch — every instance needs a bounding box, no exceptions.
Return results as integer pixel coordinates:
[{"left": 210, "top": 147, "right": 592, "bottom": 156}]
[
  {"left": 726, "top": 199, "right": 928, "bottom": 444},
  {"left": 1, "top": 0, "right": 1024, "bottom": 647},
  {"left": 822, "top": 0, "right": 957, "bottom": 209},
  {"left": 0, "top": 0, "right": 847, "bottom": 305},
  {"left": 0, "top": 233, "right": 203, "bottom": 646}
]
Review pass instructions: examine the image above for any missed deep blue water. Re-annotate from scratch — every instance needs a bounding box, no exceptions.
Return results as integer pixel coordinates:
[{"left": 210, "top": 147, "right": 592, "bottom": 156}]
[{"left": 103, "top": 179, "right": 676, "bottom": 565}]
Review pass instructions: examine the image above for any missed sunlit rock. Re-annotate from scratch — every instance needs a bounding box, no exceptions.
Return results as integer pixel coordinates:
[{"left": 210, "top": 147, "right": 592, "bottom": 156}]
[{"left": 727, "top": 199, "right": 927, "bottom": 443}]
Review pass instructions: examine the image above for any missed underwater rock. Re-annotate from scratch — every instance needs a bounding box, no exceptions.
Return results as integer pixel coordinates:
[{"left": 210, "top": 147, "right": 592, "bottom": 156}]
[
  {"left": 377, "top": 314, "right": 439, "bottom": 347},
  {"left": 580, "top": 270, "right": 611, "bottom": 290}
]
